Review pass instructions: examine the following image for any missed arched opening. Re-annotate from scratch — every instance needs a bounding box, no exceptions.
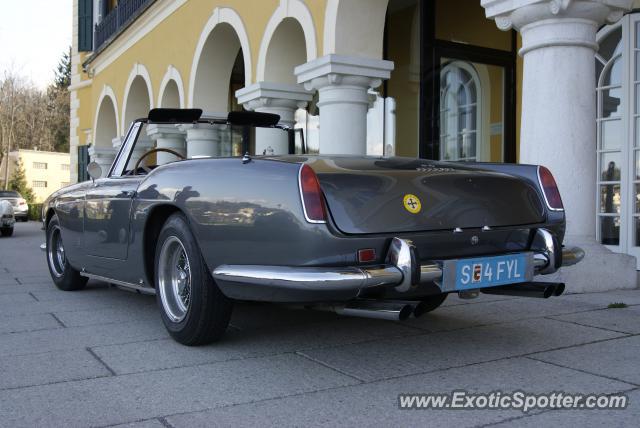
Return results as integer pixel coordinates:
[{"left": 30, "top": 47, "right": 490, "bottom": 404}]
[
  {"left": 264, "top": 18, "right": 307, "bottom": 84},
  {"left": 123, "top": 75, "right": 152, "bottom": 131},
  {"left": 192, "top": 23, "right": 247, "bottom": 113},
  {"left": 324, "top": 0, "right": 389, "bottom": 58},
  {"left": 95, "top": 95, "right": 118, "bottom": 149},
  {"left": 160, "top": 80, "right": 181, "bottom": 108}
]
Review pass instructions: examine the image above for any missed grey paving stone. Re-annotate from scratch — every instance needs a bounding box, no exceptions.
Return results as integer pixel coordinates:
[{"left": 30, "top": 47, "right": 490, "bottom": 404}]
[
  {"left": 0, "top": 283, "right": 53, "bottom": 295},
  {"left": 532, "top": 335, "right": 640, "bottom": 385},
  {"left": 0, "top": 313, "right": 62, "bottom": 334},
  {"left": 406, "top": 295, "right": 614, "bottom": 333},
  {"left": 0, "top": 349, "right": 112, "bottom": 390},
  {"left": 28, "top": 285, "right": 131, "bottom": 303},
  {"left": 0, "top": 293, "right": 37, "bottom": 305},
  {"left": 560, "top": 289, "right": 640, "bottom": 306},
  {"left": 0, "top": 289, "right": 154, "bottom": 317},
  {"left": 53, "top": 302, "right": 157, "bottom": 328},
  {"left": 300, "top": 318, "right": 624, "bottom": 382},
  {"left": 0, "top": 320, "right": 168, "bottom": 358},
  {"left": 0, "top": 353, "right": 358, "bottom": 427},
  {"left": 92, "top": 317, "right": 418, "bottom": 375},
  {"left": 165, "top": 357, "right": 632, "bottom": 428},
  {"left": 550, "top": 306, "right": 640, "bottom": 334},
  {"left": 489, "top": 388, "right": 640, "bottom": 428},
  {"left": 110, "top": 420, "right": 167, "bottom": 428}
]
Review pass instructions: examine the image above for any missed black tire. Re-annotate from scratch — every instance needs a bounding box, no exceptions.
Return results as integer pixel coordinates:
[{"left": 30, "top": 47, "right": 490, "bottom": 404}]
[
  {"left": 414, "top": 293, "right": 448, "bottom": 317},
  {"left": 155, "top": 213, "right": 233, "bottom": 345},
  {"left": 46, "top": 214, "right": 87, "bottom": 291},
  {"left": 1, "top": 227, "right": 12, "bottom": 237}
]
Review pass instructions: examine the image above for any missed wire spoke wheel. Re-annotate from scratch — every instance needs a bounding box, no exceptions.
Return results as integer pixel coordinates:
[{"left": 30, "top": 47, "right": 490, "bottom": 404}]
[
  {"left": 158, "top": 236, "right": 192, "bottom": 323},
  {"left": 48, "top": 225, "right": 66, "bottom": 277}
]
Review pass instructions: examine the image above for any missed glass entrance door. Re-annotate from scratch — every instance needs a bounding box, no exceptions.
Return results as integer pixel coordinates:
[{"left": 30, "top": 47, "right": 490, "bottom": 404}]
[
  {"left": 596, "top": 13, "right": 640, "bottom": 268},
  {"left": 438, "top": 57, "right": 506, "bottom": 163}
]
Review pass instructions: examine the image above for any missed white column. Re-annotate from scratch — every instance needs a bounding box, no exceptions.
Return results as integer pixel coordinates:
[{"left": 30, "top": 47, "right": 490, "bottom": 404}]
[
  {"left": 87, "top": 146, "right": 115, "bottom": 178},
  {"left": 236, "top": 82, "right": 313, "bottom": 155},
  {"left": 482, "top": 0, "right": 637, "bottom": 292},
  {"left": 146, "top": 124, "right": 186, "bottom": 164},
  {"left": 295, "top": 55, "right": 394, "bottom": 155},
  {"left": 129, "top": 136, "right": 154, "bottom": 168},
  {"left": 112, "top": 136, "right": 124, "bottom": 152},
  {"left": 179, "top": 124, "right": 220, "bottom": 158},
  {"left": 482, "top": 0, "right": 632, "bottom": 238}
]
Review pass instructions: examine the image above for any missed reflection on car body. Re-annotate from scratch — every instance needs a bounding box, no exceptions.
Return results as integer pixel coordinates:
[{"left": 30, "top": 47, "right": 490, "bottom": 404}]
[{"left": 42, "top": 109, "right": 584, "bottom": 346}]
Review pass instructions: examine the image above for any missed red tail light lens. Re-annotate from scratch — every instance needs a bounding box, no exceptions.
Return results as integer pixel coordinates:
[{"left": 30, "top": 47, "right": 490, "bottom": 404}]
[
  {"left": 299, "top": 164, "right": 326, "bottom": 223},
  {"left": 358, "top": 248, "right": 377, "bottom": 263},
  {"left": 18, "top": 199, "right": 26, "bottom": 206},
  {"left": 537, "top": 166, "right": 564, "bottom": 211}
]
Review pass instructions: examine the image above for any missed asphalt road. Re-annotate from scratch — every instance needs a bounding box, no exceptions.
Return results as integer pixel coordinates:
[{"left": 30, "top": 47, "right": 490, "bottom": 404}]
[{"left": 0, "top": 221, "right": 639, "bottom": 427}]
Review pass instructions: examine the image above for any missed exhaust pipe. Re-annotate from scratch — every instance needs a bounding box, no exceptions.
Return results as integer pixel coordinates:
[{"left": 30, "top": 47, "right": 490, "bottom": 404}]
[
  {"left": 481, "top": 282, "right": 565, "bottom": 299},
  {"left": 327, "top": 299, "right": 414, "bottom": 321}
]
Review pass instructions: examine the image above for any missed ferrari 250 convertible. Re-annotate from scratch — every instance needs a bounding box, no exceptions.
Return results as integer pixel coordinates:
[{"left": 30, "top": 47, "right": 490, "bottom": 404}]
[{"left": 42, "top": 108, "right": 584, "bottom": 345}]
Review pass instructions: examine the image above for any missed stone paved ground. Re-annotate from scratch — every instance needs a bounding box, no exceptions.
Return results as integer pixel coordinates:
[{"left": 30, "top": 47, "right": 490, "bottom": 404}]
[{"left": 1, "top": 221, "right": 639, "bottom": 427}]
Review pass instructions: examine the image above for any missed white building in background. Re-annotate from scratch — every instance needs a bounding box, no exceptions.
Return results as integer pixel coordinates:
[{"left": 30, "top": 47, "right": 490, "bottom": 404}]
[{"left": 0, "top": 150, "right": 71, "bottom": 203}]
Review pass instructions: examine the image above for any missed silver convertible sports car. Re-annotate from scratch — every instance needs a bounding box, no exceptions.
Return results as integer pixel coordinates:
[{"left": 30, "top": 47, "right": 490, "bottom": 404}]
[{"left": 42, "top": 109, "right": 584, "bottom": 345}]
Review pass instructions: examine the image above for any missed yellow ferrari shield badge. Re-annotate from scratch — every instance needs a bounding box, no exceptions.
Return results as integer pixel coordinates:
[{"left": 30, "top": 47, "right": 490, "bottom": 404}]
[{"left": 403, "top": 194, "right": 422, "bottom": 214}]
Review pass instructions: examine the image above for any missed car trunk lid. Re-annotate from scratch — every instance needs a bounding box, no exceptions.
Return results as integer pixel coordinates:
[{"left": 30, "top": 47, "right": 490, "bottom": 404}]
[{"left": 308, "top": 157, "right": 545, "bottom": 235}]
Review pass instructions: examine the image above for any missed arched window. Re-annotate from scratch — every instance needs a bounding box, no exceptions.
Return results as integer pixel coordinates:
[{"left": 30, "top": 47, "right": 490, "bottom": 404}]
[
  {"left": 596, "top": 14, "right": 640, "bottom": 267},
  {"left": 439, "top": 61, "right": 482, "bottom": 161},
  {"left": 596, "top": 35, "right": 623, "bottom": 246}
]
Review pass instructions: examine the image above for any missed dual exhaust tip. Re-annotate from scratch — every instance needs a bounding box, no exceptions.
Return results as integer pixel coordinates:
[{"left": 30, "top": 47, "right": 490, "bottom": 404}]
[
  {"left": 333, "top": 299, "right": 433, "bottom": 322},
  {"left": 324, "top": 281, "right": 566, "bottom": 322}
]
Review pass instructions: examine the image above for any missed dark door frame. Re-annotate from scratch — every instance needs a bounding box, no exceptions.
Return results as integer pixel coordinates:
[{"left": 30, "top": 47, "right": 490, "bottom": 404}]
[{"left": 418, "top": 1, "right": 518, "bottom": 162}]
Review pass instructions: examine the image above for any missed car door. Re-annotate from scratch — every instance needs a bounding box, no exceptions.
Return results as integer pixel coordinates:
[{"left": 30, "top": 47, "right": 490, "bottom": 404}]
[{"left": 83, "top": 176, "right": 142, "bottom": 259}]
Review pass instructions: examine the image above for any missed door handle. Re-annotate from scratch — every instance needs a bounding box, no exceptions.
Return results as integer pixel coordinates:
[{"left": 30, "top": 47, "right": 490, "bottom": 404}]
[{"left": 124, "top": 190, "right": 136, "bottom": 198}]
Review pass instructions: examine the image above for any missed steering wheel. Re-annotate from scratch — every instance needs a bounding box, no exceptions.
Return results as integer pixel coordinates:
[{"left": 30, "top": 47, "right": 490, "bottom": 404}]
[{"left": 132, "top": 148, "right": 186, "bottom": 174}]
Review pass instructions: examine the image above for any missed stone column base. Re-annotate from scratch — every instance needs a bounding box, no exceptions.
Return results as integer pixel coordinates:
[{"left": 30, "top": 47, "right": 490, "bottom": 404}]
[{"left": 545, "top": 237, "right": 637, "bottom": 293}]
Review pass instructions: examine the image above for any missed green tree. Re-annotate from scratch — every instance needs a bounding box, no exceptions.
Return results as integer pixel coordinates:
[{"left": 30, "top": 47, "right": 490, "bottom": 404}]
[
  {"left": 47, "top": 48, "right": 71, "bottom": 153},
  {"left": 54, "top": 48, "right": 71, "bottom": 90},
  {"left": 8, "top": 159, "right": 35, "bottom": 203}
]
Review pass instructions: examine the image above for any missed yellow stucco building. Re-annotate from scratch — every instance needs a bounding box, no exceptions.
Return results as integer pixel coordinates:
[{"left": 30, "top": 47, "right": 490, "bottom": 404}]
[{"left": 70, "top": 0, "right": 640, "bottom": 277}]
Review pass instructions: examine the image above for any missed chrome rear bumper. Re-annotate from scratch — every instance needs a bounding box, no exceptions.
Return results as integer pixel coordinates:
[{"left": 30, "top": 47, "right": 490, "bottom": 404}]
[{"left": 212, "top": 229, "right": 585, "bottom": 303}]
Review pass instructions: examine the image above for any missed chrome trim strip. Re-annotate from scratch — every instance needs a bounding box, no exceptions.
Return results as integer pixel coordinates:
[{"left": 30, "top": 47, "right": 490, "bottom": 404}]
[
  {"left": 213, "top": 265, "right": 403, "bottom": 291},
  {"left": 386, "top": 237, "right": 418, "bottom": 292},
  {"left": 534, "top": 228, "right": 558, "bottom": 275},
  {"left": 80, "top": 272, "right": 156, "bottom": 295},
  {"left": 297, "top": 164, "right": 326, "bottom": 224},
  {"left": 562, "top": 246, "right": 585, "bottom": 267}
]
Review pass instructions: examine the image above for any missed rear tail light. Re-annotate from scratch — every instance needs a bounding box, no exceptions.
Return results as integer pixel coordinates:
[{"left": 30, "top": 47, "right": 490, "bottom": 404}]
[
  {"left": 358, "top": 248, "right": 377, "bottom": 263},
  {"left": 537, "top": 166, "right": 564, "bottom": 211},
  {"left": 299, "top": 164, "right": 327, "bottom": 223},
  {"left": 18, "top": 199, "right": 26, "bottom": 206}
]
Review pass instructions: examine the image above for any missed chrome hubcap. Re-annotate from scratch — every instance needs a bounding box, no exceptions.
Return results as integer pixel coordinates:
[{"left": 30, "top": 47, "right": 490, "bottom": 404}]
[
  {"left": 158, "top": 236, "right": 192, "bottom": 323},
  {"left": 48, "top": 226, "right": 66, "bottom": 277}
]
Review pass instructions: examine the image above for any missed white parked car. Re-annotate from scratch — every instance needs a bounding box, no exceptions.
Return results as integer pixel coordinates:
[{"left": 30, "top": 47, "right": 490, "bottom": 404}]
[
  {"left": 0, "top": 199, "right": 15, "bottom": 237},
  {"left": 0, "top": 190, "right": 28, "bottom": 222}
]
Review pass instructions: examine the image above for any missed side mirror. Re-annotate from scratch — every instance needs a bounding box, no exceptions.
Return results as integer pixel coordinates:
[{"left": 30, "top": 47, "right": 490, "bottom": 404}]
[{"left": 87, "top": 162, "right": 103, "bottom": 182}]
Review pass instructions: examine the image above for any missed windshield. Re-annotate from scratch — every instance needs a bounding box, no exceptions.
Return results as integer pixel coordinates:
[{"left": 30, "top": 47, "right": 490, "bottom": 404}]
[
  {"left": 0, "top": 191, "right": 20, "bottom": 198},
  {"left": 112, "top": 120, "right": 305, "bottom": 177}
]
